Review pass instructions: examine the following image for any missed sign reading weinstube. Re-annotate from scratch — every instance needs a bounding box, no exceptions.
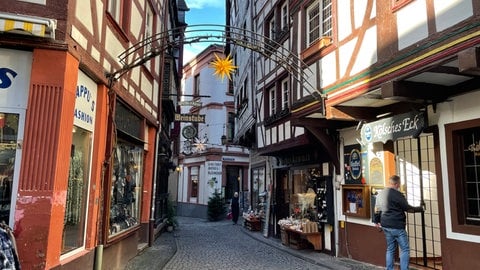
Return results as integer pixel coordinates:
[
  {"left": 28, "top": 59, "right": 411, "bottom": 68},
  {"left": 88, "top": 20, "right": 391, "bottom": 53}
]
[
  {"left": 175, "top": 113, "right": 205, "bottom": 123},
  {"left": 361, "top": 111, "right": 425, "bottom": 143}
]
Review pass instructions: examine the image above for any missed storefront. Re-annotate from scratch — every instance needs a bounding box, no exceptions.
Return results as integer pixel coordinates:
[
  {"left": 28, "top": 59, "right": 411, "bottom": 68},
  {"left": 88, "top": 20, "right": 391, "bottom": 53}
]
[
  {"left": 338, "top": 110, "right": 443, "bottom": 268},
  {"left": 0, "top": 48, "right": 31, "bottom": 228},
  {"left": 61, "top": 70, "right": 97, "bottom": 255},
  {"left": 268, "top": 148, "right": 335, "bottom": 254}
]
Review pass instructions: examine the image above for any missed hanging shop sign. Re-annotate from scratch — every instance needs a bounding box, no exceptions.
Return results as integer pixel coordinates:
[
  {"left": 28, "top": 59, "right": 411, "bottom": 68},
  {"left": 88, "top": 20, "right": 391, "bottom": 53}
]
[
  {"left": 275, "top": 150, "right": 315, "bottom": 167},
  {"left": 181, "top": 125, "right": 197, "bottom": 139},
  {"left": 361, "top": 111, "right": 425, "bottom": 144},
  {"left": 175, "top": 113, "right": 205, "bottom": 123},
  {"left": 179, "top": 100, "right": 202, "bottom": 107}
]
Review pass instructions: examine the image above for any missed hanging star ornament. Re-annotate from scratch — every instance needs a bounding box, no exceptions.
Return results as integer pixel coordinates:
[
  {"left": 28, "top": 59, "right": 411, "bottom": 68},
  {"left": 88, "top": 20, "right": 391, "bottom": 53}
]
[
  {"left": 210, "top": 53, "right": 237, "bottom": 81},
  {"left": 193, "top": 137, "right": 208, "bottom": 152}
]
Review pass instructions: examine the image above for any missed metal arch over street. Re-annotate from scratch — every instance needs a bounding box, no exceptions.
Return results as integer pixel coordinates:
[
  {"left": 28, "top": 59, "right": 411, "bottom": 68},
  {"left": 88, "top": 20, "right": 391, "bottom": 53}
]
[{"left": 106, "top": 24, "right": 324, "bottom": 105}]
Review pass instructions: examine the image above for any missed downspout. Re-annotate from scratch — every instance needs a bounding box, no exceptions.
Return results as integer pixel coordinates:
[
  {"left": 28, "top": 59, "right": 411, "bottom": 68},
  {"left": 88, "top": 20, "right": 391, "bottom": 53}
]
[
  {"left": 95, "top": 78, "right": 117, "bottom": 269},
  {"left": 334, "top": 137, "right": 345, "bottom": 258},
  {"left": 149, "top": 0, "right": 171, "bottom": 246}
]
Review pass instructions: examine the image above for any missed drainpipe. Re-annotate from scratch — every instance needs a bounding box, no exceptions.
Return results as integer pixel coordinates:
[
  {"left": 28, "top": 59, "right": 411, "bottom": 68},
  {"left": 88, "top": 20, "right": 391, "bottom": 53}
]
[
  {"left": 150, "top": 130, "right": 160, "bottom": 247},
  {"left": 94, "top": 245, "right": 103, "bottom": 270}
]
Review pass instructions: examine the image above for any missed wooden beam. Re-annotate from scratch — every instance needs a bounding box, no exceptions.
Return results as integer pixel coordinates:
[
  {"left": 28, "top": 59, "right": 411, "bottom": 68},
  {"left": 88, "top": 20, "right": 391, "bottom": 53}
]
[
  {"left": 304, "top": 126, "right": 340, "bottom": 174},
  {"left": 328, "top": 106, "right": 378, "bottom": 121},
  {"left": 458, "top": 47, "right": 480, "bottom": 76},
  {"left": 381, "top": 80, "right": 448, "bottom": 102}
]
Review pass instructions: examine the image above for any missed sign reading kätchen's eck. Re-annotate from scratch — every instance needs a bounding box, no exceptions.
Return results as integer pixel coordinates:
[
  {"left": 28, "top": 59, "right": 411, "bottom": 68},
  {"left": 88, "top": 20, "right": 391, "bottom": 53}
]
[{"left": 361, "top": 111, "right": 426, "bottom": 144}]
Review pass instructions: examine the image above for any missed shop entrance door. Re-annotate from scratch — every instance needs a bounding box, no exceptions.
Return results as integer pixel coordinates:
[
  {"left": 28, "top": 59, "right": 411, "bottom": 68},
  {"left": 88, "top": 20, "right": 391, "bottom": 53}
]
[
  {"left": 274, "top": 170, "right": 289, "bottom": 237},
  {"left": 225, "top": 166, "right": 240, "bottom": 201},
  {"left": 0, "top": 112, "right": 21, "bottom": 226},
  {"left": 395, "top": 134, "right": 442, "bottom": 269}
]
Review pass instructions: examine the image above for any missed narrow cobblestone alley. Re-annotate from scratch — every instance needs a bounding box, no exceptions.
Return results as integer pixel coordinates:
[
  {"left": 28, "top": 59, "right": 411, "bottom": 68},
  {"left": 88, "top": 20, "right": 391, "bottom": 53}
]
[{"left": 157, "top": 217, "right": 382, "bottom": 270}]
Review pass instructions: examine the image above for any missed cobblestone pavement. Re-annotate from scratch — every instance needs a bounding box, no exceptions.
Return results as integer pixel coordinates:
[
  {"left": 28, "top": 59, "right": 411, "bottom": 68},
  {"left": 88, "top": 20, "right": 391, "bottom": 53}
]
[{"left": 159, "top": 217, "right": 383, "bottom": 270}]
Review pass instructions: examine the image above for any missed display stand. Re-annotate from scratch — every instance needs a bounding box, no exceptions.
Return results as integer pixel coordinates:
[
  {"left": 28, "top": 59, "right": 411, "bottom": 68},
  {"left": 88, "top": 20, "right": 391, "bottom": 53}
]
[
  {"left": 244, "top": 217, "right": 261, "bottom": 231},
  {"left": 262, "top": 189, "right": 271, "bottom": 237},
  {"left": 284, "top": 228, "right": 322, "bottom": 251}
]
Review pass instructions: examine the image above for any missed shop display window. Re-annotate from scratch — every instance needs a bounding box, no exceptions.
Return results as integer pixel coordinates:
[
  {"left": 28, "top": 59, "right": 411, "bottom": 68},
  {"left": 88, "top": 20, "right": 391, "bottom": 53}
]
[
  {"left": 0, "top": 113, "right": 18, "bottom": 225},
  {"left": 62, "top": 126, "right": 91, "bottom": 253},
  {"left": 251, "top": 167, "right": 266, "bottom": 213},
  {"left": 291, "top": 169, "right": 318, "bottom": 220},
  {"left": 342, "top": 185, "right": 371, "bottom": 218},
  {"left": 109, "top": 141, "right": 143, "bottom": 236}
]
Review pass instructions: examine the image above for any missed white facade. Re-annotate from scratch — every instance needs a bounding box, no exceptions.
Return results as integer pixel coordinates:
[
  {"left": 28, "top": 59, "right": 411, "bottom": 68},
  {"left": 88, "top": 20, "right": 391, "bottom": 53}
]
[{"left": 178, "top": 45, "right": 249, "bottom": 217}]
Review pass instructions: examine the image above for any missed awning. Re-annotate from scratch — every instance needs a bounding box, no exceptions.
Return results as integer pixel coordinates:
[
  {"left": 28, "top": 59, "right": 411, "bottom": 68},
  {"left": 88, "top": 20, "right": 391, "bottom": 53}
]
[{"left": 0, "top": 12, "right": 56, "bottom": 38}]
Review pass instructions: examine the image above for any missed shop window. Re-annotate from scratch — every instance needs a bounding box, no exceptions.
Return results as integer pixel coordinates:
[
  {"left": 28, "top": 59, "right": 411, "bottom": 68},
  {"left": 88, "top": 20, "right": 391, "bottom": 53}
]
[
  {"left": 109, "top": 141, "right": 143, "bottom": 236},
  {"left": 446, "top": 119, "right": 480, "bottom": 231},
  {"left": 190, "top": 166, "right": 199, "bottom": 198},
  {"left": 62, "top": 126, "right": 91, "bottom": 254},
  {"left": 252, "top": 167, "right": 266, "bottom": 213},
  {"left": 0, "top": 113, "right": 18, "bottom": 225}
]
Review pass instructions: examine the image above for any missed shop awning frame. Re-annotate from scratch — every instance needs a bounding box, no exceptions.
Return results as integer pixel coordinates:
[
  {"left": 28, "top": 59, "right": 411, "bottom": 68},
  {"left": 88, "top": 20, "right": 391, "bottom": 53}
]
[{"left": 0, "top": 12, "right": 56, "bottom": 38}]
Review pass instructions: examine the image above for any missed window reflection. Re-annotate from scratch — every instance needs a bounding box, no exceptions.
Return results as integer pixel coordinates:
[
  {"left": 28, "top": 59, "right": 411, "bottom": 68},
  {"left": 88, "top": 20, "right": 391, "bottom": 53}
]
[
  {"left": 62, "top": 126, "right": 91, "bottom": 254},
  {"left": 0, "top": 113, "right": 18, "bottom": 225}
]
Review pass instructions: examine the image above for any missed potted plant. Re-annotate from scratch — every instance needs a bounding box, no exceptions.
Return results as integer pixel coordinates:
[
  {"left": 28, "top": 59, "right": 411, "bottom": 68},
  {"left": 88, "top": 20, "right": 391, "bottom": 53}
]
[{"left": 166, "top": 198, "right": 178, "bottom": 232}]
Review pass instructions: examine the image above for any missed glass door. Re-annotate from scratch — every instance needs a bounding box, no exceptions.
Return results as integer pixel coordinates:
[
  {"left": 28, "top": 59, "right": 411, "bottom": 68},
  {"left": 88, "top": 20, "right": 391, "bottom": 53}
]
[{"left": 0, "top": 112, "right": 19, "bottom": 225}]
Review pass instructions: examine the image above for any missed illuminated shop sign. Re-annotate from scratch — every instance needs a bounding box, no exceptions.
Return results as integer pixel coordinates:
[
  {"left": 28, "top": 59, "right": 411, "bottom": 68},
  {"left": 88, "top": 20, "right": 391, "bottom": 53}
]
[{"left": 361, "top": 111, "right": 425, "bottom": 144}]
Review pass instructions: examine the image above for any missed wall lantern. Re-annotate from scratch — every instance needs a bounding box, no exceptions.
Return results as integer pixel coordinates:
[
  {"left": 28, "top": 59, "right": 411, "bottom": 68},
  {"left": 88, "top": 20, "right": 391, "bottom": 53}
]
[{"left": 221, "top": 135, "right": 227, "bottom": 145}]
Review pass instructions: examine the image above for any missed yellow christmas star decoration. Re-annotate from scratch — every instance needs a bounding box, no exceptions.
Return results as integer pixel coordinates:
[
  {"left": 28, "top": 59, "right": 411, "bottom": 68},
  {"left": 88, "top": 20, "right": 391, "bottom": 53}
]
[{"left": 210, "top": 53, "right": 237, "bottom": 81}]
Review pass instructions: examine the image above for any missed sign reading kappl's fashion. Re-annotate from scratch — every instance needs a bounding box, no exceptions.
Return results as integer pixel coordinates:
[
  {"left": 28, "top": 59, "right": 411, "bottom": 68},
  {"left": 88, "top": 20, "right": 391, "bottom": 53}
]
[
  {"left": 361, "top": 111, "right": 426, "bottom": 144},
  {"left": 74, "top": 71, "right": 97, "bottom": 132}
]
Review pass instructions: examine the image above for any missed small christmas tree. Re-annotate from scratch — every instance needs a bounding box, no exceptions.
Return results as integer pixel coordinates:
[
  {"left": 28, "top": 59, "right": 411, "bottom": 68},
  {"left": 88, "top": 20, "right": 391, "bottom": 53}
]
[{"left": 207, "top": 190, "right": 227, "bottom": 221}]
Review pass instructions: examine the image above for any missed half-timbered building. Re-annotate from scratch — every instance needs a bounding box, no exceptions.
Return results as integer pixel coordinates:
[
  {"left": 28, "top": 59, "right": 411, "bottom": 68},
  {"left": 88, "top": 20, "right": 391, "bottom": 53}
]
[
  {"left": 230, "top": 0, "right": 480, "bottom": 268},
  {"left": 0, "top": 0, "right": 184, "bottom": 268}
]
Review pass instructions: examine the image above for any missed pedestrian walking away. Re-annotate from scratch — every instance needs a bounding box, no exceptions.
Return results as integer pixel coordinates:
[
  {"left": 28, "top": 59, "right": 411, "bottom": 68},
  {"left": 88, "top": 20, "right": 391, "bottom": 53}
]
[
  {"left": 373, "top": 175, "right": 424, "bottom": 270},
  {"left": 231, "top": 192, "right": 239, "bottom": 225}
]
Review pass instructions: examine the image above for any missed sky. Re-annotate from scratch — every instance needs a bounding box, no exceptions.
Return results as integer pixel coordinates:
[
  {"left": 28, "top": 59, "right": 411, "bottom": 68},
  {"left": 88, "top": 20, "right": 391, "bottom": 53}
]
[{"left": 183, "top": 0, "right": 226, "bottom": 64}]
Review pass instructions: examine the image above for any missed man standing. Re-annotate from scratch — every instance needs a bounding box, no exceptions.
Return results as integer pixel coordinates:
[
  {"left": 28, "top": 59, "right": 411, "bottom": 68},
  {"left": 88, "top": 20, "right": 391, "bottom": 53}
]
[
  {"left": 374, "top": 175, "right": 424, "bottom": 270},
  {"left": 231, "top": 192, "right": 240, "bottom": 225}
]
